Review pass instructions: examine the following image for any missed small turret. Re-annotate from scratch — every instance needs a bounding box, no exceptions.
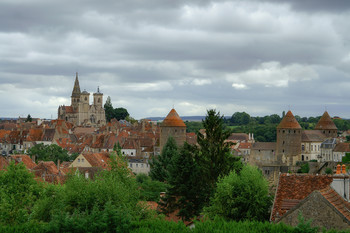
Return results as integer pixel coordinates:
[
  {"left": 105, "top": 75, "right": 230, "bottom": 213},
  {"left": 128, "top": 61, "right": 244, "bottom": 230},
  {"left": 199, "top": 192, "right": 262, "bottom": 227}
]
[{"left": 93, "top": 86, "right": 103, "bottom": 107}]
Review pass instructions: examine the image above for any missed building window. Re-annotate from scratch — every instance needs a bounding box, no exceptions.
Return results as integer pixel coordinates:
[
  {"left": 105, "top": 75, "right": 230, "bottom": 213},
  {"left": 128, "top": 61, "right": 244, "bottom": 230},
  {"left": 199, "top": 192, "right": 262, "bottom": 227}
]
[
  {"left": 131, "top": 152, "right": 133, "bottom": 155},
  {"left": 78, "top": 158, "right": 80, "bottom": 162},
  {"left": 302, "top": 145, "right": 305, "bottom": 151},
  {"left": 130, "top": 163, "right": 132, "bottom": 167},
  {"left": 85, "top": 97, "right": 87, "bottom": 101},
  {"left": 82, "top": 158, "right": 84, "bottom": 162},
  {"left": 136, "top": 164, "right": 138, "bottom": 167}
]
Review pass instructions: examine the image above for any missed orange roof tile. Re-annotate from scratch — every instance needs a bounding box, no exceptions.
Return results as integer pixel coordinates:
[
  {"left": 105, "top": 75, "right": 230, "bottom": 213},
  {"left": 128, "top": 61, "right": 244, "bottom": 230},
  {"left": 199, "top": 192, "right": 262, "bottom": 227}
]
[
  {"left": 277, "top": 111, "right": 301, "bottom": 129},
  {"left": 10, "top": 154, "right": 37, "bottom": 170},
  {"left": 162, "top": 109, "right": 186, "bottom": 127},
  {"left": 271, "top": 174, "right": 333, "bottom": 222},
  {"left": 319, "top": 186, "right": 350, "bottom": 222},
  {"left": 315, "top": 111, "right": 338, "bottom": 130}
]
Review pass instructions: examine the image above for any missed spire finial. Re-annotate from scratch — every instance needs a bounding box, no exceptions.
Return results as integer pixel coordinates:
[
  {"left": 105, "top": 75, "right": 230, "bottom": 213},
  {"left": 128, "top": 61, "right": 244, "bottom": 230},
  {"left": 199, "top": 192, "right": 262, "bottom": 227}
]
[
  {"left": 97, "top": 86, "right": 100, "bottom": 93},
  {"left": 76, "top": 72, "right": 78, "bottom": 78}
]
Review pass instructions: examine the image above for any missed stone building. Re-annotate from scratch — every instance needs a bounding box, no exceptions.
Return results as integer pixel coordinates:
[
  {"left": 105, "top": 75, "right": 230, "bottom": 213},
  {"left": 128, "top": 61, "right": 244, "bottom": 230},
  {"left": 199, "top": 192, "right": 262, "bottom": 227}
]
[
  {"left": 58, "top": 73, "right": 106, "bottom": 127},
  {"left": 159, "top": 108, "right": 186, "bottom": 152},
  {"left": 315, "top": 111, "right": 338, "bottom": 138},
  {"left": 276, "top": 110, "right": 302, "bottom": 166}
]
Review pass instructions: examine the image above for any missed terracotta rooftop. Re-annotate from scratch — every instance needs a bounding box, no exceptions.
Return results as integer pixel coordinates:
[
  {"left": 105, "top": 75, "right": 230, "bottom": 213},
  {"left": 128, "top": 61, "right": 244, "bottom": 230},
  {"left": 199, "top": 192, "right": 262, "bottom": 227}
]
[
  {"left": 333, "top": 143, "right": 350, "bottom": 153},
  {"left": 319, "top": 186, "right": 350, "bottom": 222},
  {"left": 0, "top": 156, "right": 9, "bottom": 170},
  {"left": 271, "top": 174, "right": 333, "bottom": 222},
  {"left": 315, "top": 111, "right": 338, "bottom": 130},
  {"left": 227, "top": 133, "right": 249, "bottom": 142},
  {"left": 161, "top": 109, "right": 186, "bottom": 127},
  {"left": 301, "top": 130, "right": 326, "bottom": 142},
  {"left": 10, "top": 154, "right": 37, "bottom": 170},
  {"left": 83, "top": 152, "right": 110, "bottom": 169},
  {"left": 277, "top": 111, "right": 301, "bottom": 129},
  {"left": 252, "top": 142, "right": 276, "bottom": 150},
  {"left": 238, "top": 142, "right": 252, "bottom": 149}
]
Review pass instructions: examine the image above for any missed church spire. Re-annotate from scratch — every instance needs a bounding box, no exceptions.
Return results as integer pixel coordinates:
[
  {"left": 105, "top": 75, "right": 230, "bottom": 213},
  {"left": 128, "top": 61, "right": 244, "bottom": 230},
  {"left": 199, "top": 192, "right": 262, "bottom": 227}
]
[{"left": 71, "top": 72, "right": 81, "bottom": 97}]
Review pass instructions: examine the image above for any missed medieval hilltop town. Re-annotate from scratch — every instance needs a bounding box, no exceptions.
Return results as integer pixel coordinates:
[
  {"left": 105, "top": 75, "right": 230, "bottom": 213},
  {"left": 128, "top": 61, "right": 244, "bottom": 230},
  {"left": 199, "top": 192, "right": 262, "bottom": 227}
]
[{"left": 1, "top": 75, "right": 350, "bottom": 230}]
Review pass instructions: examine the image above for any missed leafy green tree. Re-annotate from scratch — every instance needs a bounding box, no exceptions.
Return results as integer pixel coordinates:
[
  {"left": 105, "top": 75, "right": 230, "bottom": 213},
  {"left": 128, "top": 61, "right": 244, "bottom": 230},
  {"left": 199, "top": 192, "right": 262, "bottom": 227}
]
[
  {"left": 160, "top": 143, "right": 206, "bottom": 221},
  {"left": 204, "top": 165, "right": 271, "bottom": 221},
  {"left": 297, "top": 163, "right": 310, "bottom": 173},
  {"left": 0, "top": 162, "right": 42, "bottom": 225},
  {"left": 114, "top": 107, "right": 129, "bottom": 121},
  {"left": 197, "top": 109, "right": 243, "bottom": 203},
  {"left": 27, "top": 143, "right": 74, "bottom": 163},
  {"left": 136, "top": 174, "right": 169, "bottom": 202},
  {"left": 149, "top": 137, "right": 178, "bottom": 182},
  {"left": 25, "top": 114, "right": 32, "bottom": 122},
  {"left": 342, "top": 153, "right": 350, "bottom": 163}
]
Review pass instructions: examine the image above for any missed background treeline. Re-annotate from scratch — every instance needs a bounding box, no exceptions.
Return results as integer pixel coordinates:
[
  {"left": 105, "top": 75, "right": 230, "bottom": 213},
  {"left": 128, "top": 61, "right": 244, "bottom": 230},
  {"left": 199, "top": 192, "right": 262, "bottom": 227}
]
[{"left": 185, "top": 111, "right": 350, "bottom": 142}]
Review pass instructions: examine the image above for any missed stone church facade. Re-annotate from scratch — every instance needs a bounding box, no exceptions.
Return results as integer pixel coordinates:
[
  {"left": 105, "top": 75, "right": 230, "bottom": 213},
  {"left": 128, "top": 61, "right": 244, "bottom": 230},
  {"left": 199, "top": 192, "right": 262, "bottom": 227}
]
[{"left": 58, "top": 73, "right": 106, "bottom": 127}]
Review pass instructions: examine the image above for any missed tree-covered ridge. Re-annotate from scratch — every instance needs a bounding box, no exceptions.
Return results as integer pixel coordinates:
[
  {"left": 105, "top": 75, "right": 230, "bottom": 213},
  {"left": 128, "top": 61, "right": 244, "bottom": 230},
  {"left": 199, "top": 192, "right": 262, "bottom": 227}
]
[{"left": 186, "top": 111, "right": 350, "bottom": 142}]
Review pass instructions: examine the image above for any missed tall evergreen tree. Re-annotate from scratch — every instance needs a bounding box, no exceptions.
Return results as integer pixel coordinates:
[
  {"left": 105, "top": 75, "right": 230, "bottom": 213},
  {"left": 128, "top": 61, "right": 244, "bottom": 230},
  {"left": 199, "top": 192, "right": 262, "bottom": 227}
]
[
  {"left": 104, "top": 96, "right": 114, "bottom": 122},
  {"left": 25, "top": 114, "right": 32, "bottom": 122},
  {"left": 149, "top": 137, "right": 178, "bottom": 182},
  {"left": 160, "top": 142, "right": 206, "bottom": 221},
  {"left": 197, "top": 109, "right": 243, "bottom": 203}
]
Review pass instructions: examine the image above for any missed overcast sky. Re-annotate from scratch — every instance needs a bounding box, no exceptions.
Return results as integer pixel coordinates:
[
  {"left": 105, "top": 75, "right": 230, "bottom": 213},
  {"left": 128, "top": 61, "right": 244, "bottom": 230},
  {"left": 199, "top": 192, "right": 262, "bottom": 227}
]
[{"left": 1, "top": 0, "right": 350, "bottom": 120}]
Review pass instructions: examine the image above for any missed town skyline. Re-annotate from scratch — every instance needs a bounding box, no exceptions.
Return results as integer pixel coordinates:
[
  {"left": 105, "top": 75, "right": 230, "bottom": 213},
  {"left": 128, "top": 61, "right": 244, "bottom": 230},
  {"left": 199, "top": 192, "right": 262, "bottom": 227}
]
[{"left": 1, "top": 0, "right": 350, "bottom": 119}]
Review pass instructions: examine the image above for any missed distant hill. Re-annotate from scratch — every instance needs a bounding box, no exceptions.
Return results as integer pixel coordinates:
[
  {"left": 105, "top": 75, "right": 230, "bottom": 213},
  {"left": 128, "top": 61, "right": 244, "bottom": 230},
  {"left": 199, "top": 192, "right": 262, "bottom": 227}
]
[{"left": 144, "top": 116, "right": 206, "bottom": 122}]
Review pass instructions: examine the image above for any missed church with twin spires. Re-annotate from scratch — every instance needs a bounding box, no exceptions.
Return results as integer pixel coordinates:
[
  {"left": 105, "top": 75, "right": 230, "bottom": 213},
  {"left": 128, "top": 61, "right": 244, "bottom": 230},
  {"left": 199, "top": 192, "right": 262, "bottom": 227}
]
[{"left": 58, "top": 73, "right": 106, "bottom": 127}]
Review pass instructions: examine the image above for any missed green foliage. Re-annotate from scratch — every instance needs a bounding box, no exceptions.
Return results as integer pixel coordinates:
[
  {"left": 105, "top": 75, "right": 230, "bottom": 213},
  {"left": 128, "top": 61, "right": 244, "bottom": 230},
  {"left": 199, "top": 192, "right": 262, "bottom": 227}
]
[
  {"left": 160, "top": 143, "right": 206, "bottom": 221},
  {"left": 342, "top": 153, "right": 350, "bottom": 163},
  {"left": 325, "top": 167, "right": 333, "bottom": 174},
  {"left": 149, "top": 137, "right": 178, "bottom": 182},
  {"left": 184, "top": 121, "right": 203, "bottom": 133},
  {"left": 197, "top": 109, "right": 243, "bottom": 203},
  {"left": 114, "top": 107, "right": 129, "bottom": 121},
  {"left": 204, "top": 165, "right": 271, "bottom": 222},
  {"left": 104, "top": 96, "right": 130, "bottom": 122},
  {"left": 27, "top": 143, "right": 74, "bottom": 163},
  {"left": 131, "top": 218, "right": 189, "bottom": 233},
  {"left": 26, "top": 114, "right": 33, "bottom": 122},
  {"left": 0, "top": 162, "right": 42, "bottom": 225},
  {"left": 294, "top": 212, "right": 318, "bottom": 233},
  {"left": 136, "top": 174, "right": 169, "bottom": 202},
  {"left": 297, "top": 163, "right": 310, "bottom": 173}
]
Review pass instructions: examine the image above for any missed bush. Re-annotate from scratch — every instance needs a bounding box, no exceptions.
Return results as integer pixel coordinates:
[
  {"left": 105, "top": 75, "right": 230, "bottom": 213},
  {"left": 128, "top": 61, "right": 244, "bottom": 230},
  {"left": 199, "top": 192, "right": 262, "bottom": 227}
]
[{"left": 204, "top": 165, "right": 272, "bottom": 221}]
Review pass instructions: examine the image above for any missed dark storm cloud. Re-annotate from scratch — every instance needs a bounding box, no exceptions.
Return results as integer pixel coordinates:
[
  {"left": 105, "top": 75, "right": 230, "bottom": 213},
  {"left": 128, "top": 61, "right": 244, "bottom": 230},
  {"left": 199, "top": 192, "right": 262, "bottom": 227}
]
[{"left": 0, "top": 0, "right": 350, "bottom": 119}]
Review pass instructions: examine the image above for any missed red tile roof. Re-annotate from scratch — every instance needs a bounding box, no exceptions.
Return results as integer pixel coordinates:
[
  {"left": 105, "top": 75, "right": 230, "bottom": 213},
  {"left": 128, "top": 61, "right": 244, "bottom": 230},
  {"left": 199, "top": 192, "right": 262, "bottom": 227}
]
[
  {"left": 162, "top": 109, "right": 186, "bottom": 127},
  {"left": 277, "top": 111, "right": 301, "bottom": 129},
  {"left": 334, "top": 143, "right": 350, "bottom": 153},
  {"left": 238, "top": 142, "right": 252, "bottom": 149},
  {"left": 10, "top": 154, "right": 37, "bottom": 170},
  {"left": 315, "top": 111, "right": 338, "bottom": 130},
  {"left": 0, "top": 156, "right": 9, "bottom": 170},
  {"left": 319, "top": 186, "right": 350, "bottom": 221},
  {"left": 83, "top": 152, "right": 110, "bottom": 169},
  {"left": 271, "top": 174, "right": 333, "bottom": 222}
]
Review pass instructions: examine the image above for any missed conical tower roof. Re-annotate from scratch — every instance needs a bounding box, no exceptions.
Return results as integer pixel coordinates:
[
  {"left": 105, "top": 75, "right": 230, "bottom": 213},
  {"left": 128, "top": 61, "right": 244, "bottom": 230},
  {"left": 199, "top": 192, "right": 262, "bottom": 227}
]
[
  {"left": 315, "top": 111, "right": 337, "bottom": 130},
  {"left": 277, "top": 110, "right": 301, "bottom": 129},
  {"left": 162, "top": 108, "right": 186, "bottom": 127},
  {"left": 71, "top": 72, "right": 81, "bottom": 97}
]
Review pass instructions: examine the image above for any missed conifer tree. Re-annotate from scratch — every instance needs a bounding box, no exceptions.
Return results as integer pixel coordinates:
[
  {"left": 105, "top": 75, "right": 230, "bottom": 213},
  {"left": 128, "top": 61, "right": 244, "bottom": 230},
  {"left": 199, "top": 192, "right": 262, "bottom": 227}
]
[
  {"left": 160, "top": 142, "right": 205, "bottom": 221},
  {"left": 197, "top": 109, "right": 243, "bottom": 203},
  {"left": 149, "top": 136, "right": 178, "bottom": 182}
]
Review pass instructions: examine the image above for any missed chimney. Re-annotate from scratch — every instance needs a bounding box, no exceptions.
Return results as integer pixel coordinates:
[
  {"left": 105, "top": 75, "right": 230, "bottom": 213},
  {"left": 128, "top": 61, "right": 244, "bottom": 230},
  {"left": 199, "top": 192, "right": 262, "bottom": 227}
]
[
  {"left": 342, "top": 164, "right": 347, "bottom": 174},
  {"left": 336, "top": 164, "right": 341, "bottom": 174},
  {"left": 331, "top": 173, "right": 350, "bottom": 201}
]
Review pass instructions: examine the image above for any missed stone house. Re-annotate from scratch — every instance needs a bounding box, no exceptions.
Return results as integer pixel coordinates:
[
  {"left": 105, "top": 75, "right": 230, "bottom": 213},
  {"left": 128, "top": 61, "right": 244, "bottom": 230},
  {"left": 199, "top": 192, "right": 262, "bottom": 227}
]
[
  {"left": 301, "top": 130, "right": 325, "bottom": 161},
  {"left": 271, "top": 170, "right": 350, "bottom": 230}
]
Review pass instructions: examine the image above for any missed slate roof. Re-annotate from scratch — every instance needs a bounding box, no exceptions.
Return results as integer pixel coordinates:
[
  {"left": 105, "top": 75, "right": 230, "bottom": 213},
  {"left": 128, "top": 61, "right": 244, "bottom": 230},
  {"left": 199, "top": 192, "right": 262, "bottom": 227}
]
[
  {"left": 315, "top": 111, "right": 338, "bottom": 130},
  {"left": 277, "top": 111, "right": 301, "bottom": 129},
  {"left": 271, "top": 174, "right": 333, "bottom": 222},
  {"left": 301, "top": 130, "right": 326, "bottom": 142},
  {"left": 161, "top": 109, "right": 186, "bottom": 127}
]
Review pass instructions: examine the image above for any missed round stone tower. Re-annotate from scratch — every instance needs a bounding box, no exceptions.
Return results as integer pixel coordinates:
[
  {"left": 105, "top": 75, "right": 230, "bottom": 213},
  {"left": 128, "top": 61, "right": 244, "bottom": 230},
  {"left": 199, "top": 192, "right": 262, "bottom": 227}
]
[
  {"left": 160, "top": 108, "right": 187, "bottom": 152},
  {"left": 315, "top": 111, "right": 338, "bottom": 138},
  {"left": 276, "top": 110, "right": 302, "bottom": 165}
]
